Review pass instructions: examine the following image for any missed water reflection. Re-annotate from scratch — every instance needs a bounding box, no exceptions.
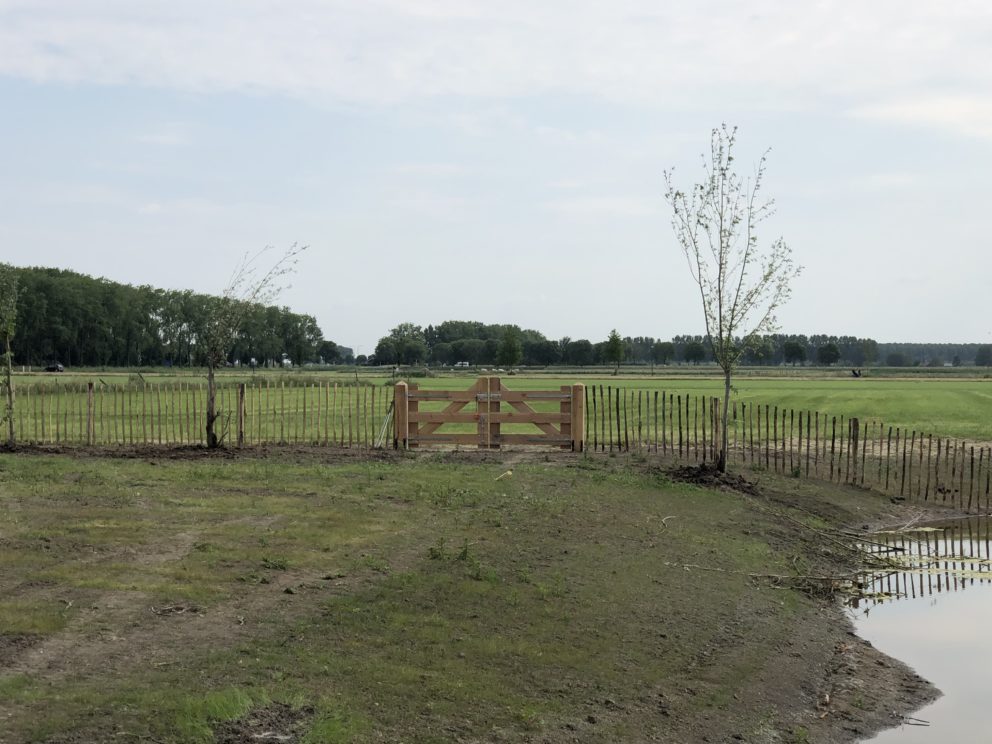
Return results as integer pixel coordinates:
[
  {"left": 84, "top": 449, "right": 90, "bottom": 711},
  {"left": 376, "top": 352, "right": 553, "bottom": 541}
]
[
  {"left": 852, "top": 517, "right": 992, "bottom": 607},
  {"left": 852, "top": 516, "right": 992, "bottom": 743}
]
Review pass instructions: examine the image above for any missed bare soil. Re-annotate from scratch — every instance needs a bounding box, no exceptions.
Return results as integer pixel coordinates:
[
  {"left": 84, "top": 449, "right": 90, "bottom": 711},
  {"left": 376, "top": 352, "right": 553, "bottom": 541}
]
[{"left": 213, "top": 703, "right": 315, "bottom": 743}]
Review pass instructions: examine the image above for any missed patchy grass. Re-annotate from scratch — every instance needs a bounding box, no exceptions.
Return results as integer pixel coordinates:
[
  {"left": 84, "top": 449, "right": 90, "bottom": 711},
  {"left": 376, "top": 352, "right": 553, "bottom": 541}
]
[{"left": 0, "top": 450, "right": 933, "bottom": 742}]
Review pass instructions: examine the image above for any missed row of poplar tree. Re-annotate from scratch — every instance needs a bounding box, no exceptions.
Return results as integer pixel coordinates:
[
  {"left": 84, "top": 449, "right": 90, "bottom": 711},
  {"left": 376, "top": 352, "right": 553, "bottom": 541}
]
[
  {"left": 374, "top": 322, "right": 991, "bottom": 368},
  {"left": 1, "top": 266, "right": 341, "bottom": 367}
]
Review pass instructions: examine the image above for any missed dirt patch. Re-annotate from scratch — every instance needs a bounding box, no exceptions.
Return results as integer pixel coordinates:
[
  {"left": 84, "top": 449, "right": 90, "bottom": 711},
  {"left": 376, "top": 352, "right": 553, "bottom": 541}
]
[
  {"left": 213, "top": 703, "right": 314, "bottom": 743},
  {"left": 667, "top": 462, "right": 763, "bottom": 495},
  {"left": 0, "top": 442, "right": 403, "bottom": 465},
  {"left": 0, "top": 633, "right": 43, "bottom": 667}
]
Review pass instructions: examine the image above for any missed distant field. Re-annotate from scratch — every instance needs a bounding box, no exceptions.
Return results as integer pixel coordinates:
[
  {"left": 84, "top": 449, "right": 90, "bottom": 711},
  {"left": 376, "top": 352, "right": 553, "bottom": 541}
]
[{"left": 10, "top": 367, "right": 992, "bottom": 443}]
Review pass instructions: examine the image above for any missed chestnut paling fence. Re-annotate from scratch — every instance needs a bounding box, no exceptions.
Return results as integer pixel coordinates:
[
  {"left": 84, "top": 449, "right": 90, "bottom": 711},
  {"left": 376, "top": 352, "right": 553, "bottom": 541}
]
[
  {"left": 8, "top": 380, "right": 991, "bottom": 513},
  {"left": 9, "top": 380, "right": 392, "bottom": 450}
]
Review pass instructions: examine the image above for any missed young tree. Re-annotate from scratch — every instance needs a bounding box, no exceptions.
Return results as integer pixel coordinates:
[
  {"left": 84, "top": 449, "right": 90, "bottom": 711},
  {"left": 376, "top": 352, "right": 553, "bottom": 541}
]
[
  {"left": 203, "top": 245, "right": 306, "bottom": 448},
  {"left": 651, "top": 340, "right": 675, "bottom": 369},
  {"left": 497, "top": 328, "right": 523, "bottom": 367},
  {"left": 976, "top": 345, "right": 992, "bottom": 367},
  {"left": 683, "top": 340, "right": 707, "bottom": 365},
  {"left": 0, "top": 265, "right": 18, "bottom": 445},
  {"left": 816, "top": 342, "right": 840, "bottom": 366},
  {"left": 665, "top": 125, "right": 801, "bottom": 472},
  {"left": 783, "top": 340, "right": 806, "bottom": 366},
  {"left": 605, "top": 329, "right": 624, "bottom": 374}
]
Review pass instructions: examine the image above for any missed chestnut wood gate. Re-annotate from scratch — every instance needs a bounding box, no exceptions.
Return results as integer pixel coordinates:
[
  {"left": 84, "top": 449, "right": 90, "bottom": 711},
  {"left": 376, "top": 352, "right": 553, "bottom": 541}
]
[{"left": 393, "top": 376, "right": 584, "bottom": 450}]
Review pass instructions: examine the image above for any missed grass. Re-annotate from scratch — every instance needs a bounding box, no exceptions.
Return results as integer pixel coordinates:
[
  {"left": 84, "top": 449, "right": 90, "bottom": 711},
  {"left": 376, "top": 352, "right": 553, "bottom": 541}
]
[{"left": 0, "top": 449, "right": 888, "bottom": 742}]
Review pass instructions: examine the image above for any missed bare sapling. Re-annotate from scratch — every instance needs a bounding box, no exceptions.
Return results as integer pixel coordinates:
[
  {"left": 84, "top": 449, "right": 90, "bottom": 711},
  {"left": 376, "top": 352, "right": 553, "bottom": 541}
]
[{"left": 664, "top": 125, "right": 800, "bottom": 472}]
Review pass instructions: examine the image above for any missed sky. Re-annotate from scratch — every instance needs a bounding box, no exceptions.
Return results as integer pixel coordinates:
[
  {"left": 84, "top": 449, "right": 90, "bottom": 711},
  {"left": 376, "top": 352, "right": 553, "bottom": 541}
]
[{"left": 1, "top": 1, "right": 990, "bottom": 353}]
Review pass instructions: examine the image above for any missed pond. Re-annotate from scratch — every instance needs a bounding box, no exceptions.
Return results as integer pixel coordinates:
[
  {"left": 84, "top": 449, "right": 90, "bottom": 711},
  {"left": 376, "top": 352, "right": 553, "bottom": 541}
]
[{"left": 851, "top": 516, "right": 992, "bottom": 743}]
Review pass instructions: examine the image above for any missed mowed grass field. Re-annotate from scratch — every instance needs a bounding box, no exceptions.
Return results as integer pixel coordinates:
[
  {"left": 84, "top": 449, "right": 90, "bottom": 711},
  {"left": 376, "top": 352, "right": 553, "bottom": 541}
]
[
  {"left": 0, "top": 450, "right": 926, "bottom": 743},
  {"left": 12, "top": 368, "right": 992, "bottom": 443}
]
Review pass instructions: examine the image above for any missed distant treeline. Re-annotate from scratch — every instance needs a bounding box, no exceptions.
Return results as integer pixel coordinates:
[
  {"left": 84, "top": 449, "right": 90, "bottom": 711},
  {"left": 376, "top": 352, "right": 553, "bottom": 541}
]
[
  {"left": 5, "top": 266, "right": 342, "bottom": 367},
  {"left": 373, "top": 321, "right": 992, "bottom": 368},
  {"left": 5, "top": 265, "right": 990, "bottom": 370}
]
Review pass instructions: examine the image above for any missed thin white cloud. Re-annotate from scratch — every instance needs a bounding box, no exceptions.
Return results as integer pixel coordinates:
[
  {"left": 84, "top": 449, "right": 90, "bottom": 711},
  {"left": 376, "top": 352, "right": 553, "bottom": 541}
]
[
  {"left": 384, "top": 190, "right": 475, "bottom": 219},
  {"left": 389, "top": 162, "right": 465, "bottom": 178},
  {"left": 859, "top": 172, "right": 922, "bottom": 191},
  {"left": 1, "top": 0, "right": 989, "bottom": 122},
  {"left": 852, "top": 96, "right": 992, "bottom": 141},
  {"left": 545, "top": 194, "right": 657, "bottom": 217},
  {"left": 134, "top": 123, "right": 190, "bottom": 146}
]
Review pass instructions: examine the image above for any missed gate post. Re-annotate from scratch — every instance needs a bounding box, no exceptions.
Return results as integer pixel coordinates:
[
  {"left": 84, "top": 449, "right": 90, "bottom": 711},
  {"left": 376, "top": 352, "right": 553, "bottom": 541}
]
[
  {"left": 477, "top": 376, "right": 500, "bottom": 449},
  {"left": 86, "top": 382, "right": 94, "bottom": 446},
  {"left": 394, "top": 382, "right": 408, "bottom": 449},
  {"left": 571, "top": 383, "right": 585, "bottom": 452}
]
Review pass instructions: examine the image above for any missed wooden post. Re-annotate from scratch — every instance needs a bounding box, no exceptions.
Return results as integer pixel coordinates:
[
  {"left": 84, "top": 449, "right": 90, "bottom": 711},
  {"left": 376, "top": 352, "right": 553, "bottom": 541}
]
[
  {"left": 850, "top": 418, "right": 860, "bottom": 485},
  {"left": 764, "top": 405, "right": 770, "bottom": 470},
  {"left": 600, "top": 385, "right": 607, "bottom": 451},
  {"left": 668, "top": 393, "right": 675, "bottom": 455},
  {"left": 701, "top": 396, "right": 707, "bottom": 464},
  {"left": 369, "top": 386, "right": 375, "bottom": 450},
  {"left": 830, "top": 416, "right": 837, "bottom": 481},
  {"left": 747, "top": 403, "right": 754, "bottom": 464},
  {"left": 348, "top": 385, "right": 354, "bottom": 447},
  {"left": 986, "top": 447, "right": 991, "bottom": 511},
  {"left": 86, "top": 382, "right": 94, "bottom": 446},
  {"left": 713, "top": 398, "right": 720, "bottom": 463},
  {"left": 622, "top": 389, "right": 629, "bottom": 452},
  {"left": 654, "top": 390, "right": 668, "bottom": 455},
  {"left": 959, "top": 442, "right": 967, "bottom": 509},
  {"left": 585, "top": 385, "right": 591, "bottom": 451},
  {"left": 571, "top": 383, "right": 585, "bottom": 452},
  {"left": 878, "top": 422, "right": 886, "bottom": 488},
  {"left": 677, "top": 394, "right": 683, "bottom": 457},
  {"left": 971, "top": 446, "right": 980, "bottom": 512},
  {"left": 788, "top": 409, "right": 795, "bottom": 474},
  {"left": 301, "top": 382, "right": 307, "bottom": 443},
  {"left": 394, "top": 381, "right": 408, "bottom": 449},
  {"left": 861, "top": 420, "right": 868, "bottom": 486},
  {"left": 637, "top": 390, "right": 643, "bottom": 450},
  {"left": 591, "top": 385, "right": 599, "bottom": 452},
  {"left": 772, "top": 406, "right": 779, "bottom": 473},
  {"left": 484, "top": 377, "right": 499, "bottom": 449},
  {"left": 732, "top": 400, "right": 737, "bottom": 464},
  {"left": 613, "top": 387, "right": 623, "bottom": 452},
  {"left": 813, "top": 411, "right": 820, "bottom": 476},
  {"left": 654, "top": 391, "right": 659, "bottom": 454},
  {"left": 693, "top": 396, "right": 698, "bottom": 461},
  {"left": 782, "top": 408, "right": 788, "bottom": 474},
  {"left": 977, "top": 447, "right": 985, "bottom": 511},
  {"left": 237, "top": 383, "right": 246, "bottom": 447},
  {"left": 950, "top": 438, "right": 959, "bottom": 504}
]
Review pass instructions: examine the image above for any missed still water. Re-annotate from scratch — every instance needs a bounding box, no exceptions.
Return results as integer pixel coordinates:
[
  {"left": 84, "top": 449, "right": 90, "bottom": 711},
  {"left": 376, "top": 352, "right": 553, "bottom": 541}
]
[{"left": 852, "top": 517, "right": 992, "bottom": 743}]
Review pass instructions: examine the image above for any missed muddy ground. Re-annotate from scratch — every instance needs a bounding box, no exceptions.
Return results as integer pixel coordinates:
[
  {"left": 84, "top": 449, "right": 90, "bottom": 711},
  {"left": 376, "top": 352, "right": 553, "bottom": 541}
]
[{"left": 0, "top": 444, "right": 953, "bottom": 743}]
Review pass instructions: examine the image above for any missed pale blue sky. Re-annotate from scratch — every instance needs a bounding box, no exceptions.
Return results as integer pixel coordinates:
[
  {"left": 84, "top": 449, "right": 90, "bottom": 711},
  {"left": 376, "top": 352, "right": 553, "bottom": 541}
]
[{"left": 1, "top": 1, "right": 990, "bottom": 352}]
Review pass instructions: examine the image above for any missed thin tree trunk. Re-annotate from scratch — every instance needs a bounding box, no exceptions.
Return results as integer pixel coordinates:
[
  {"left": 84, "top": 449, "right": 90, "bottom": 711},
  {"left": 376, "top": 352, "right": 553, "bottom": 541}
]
[
  {"left": 719, "top": 368, "right": 730, "bottom": 472},
  {"left": 206, "top": 364, "right": 219, "bottom": 448}
]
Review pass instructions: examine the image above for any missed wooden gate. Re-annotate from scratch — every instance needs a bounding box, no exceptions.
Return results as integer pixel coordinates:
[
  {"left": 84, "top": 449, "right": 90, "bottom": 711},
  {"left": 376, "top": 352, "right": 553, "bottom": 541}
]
[{"left": 393, "top": 376, "right": 584, "bottom": 451}]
